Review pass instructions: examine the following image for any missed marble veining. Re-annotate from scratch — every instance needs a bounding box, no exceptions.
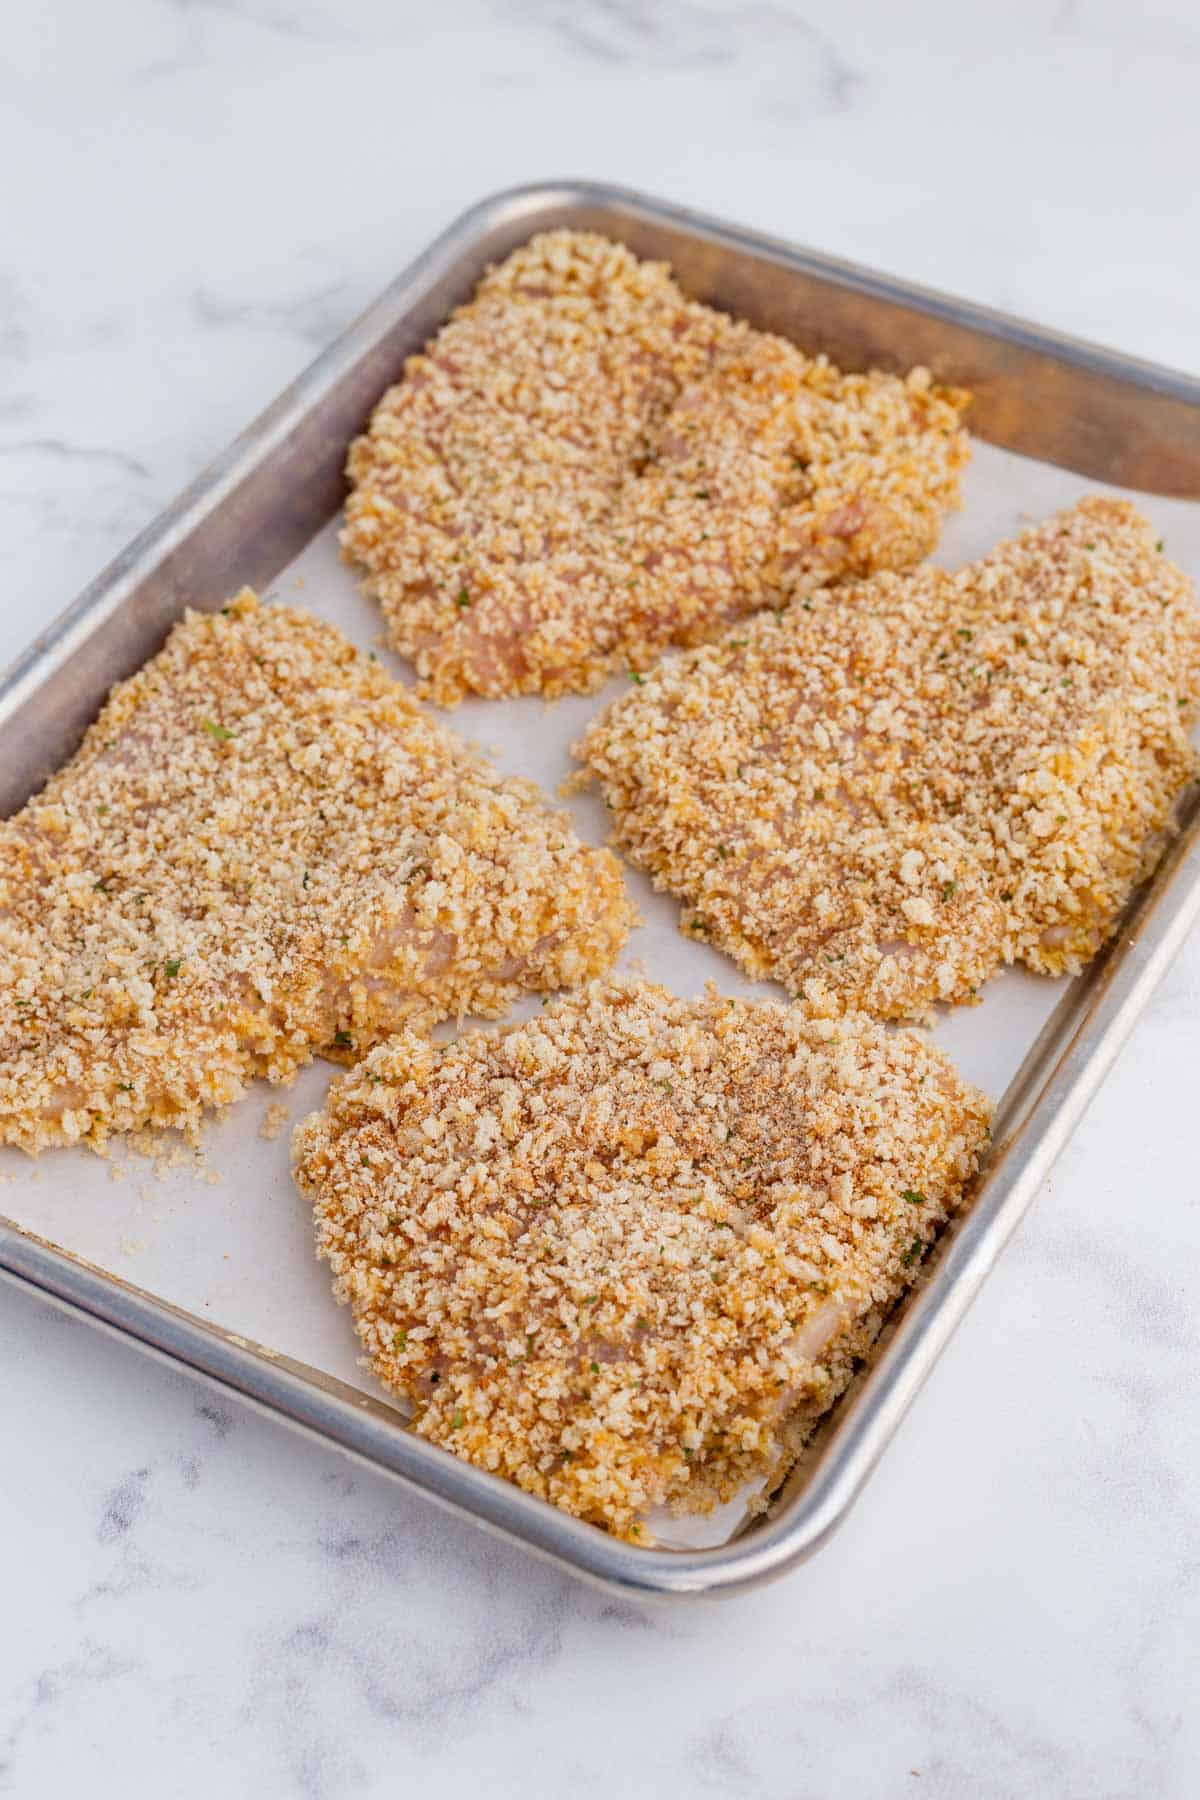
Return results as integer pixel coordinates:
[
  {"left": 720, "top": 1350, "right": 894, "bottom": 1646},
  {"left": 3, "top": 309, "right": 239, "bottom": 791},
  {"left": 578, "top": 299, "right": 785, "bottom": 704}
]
[
  {"left": 502, "top": 0, "right": 860, "bottom": 101},
  {"left": 1, "top": 1, "right": 1198, "bottom": 1795}
]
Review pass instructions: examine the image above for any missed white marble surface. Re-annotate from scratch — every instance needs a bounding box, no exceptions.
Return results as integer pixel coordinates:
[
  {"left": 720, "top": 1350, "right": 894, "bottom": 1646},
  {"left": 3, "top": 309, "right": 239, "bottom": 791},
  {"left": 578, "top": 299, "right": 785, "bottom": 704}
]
[{"left": 2, "top": 2, "right": 1199, "bottom": 1794}]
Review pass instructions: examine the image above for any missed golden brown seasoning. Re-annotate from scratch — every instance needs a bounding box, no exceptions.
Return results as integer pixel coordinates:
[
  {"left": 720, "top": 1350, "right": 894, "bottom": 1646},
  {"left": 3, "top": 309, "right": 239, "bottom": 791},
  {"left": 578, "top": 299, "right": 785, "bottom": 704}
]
[
  {"left": 575, "top": 498, "right": 1200, "bottom": 1019},
  {"left": 342, "top": 230, "right": 969, "bottom": 704},
  {"left": 293, "top": 977, "right": 991, "bottom": 1539},
  {"left": 0, "top": 593, "right": 632, "bottom": 1154}
]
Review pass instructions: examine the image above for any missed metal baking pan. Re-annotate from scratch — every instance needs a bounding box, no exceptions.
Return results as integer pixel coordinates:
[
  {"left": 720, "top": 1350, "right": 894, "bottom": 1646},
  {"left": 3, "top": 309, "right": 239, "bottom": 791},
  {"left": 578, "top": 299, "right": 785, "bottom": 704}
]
[{"left": 3, "top": 181, "right": 1200, "bottom": 1599}]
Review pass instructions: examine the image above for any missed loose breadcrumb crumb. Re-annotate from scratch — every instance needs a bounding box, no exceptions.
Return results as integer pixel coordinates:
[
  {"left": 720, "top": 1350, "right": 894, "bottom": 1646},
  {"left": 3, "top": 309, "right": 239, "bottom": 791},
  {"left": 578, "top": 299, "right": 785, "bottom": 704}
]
[
  {"left": 259, "top": 1102, "right": 291, "bottom": 1142},
  {"left": 342, "top": 230, "right": 969, "bottom": 704},
  {"left": 575, "top": 498, "right": 1200, "bottom": 1018},
  {"left": 293, "top": 977, "right": 990, "bottom": 1540},
  {"left": 0, "top": 593, "right": 632, "bottom": 1155}
]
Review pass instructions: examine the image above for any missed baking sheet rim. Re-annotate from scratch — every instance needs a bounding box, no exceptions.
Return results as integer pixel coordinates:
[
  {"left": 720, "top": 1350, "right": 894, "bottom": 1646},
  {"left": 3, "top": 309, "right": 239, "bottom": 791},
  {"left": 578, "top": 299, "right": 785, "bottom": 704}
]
[{"left": 3, "top": 179, "right": 1200, "bottom": 1599}]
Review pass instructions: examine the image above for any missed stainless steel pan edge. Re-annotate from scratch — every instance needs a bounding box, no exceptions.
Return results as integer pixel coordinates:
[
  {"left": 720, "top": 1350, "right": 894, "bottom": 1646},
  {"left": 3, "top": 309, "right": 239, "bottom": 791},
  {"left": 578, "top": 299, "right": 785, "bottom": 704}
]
[{"left": 3, "top": 180, "right": 1200, "bottom": 1599}]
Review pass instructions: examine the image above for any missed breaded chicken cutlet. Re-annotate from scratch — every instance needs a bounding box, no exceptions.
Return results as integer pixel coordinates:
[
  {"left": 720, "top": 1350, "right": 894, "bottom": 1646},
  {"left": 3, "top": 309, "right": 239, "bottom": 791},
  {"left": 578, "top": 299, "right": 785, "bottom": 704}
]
[
  {"left": 342, "top": 230, "right": 970, "bottom": 704},
  {"left": 575, "top": 499, "right": 1200, "bottom": 1020},
  {"left": 292, "top": 978, "right": 991, "bottom": 1540},
  {"left": 0, "top": 594, "right": 631, "bottom": 1154}
]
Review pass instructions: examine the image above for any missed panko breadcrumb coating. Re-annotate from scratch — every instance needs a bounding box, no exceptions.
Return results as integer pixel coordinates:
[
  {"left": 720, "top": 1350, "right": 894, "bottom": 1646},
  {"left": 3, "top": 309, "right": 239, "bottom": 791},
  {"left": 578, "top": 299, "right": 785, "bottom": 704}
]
[
  {"left": 341, "top": 230, "right": 970, "bottom": 704},
  {"left": 0, "top": 593, "right": 631, "bottom": 1154},
  {"left": 292, "top": 978, "right": 991, "bottom": 1540},
  {"left": 575, "top": 499, "right": 1200, "bottom": 1019}
]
